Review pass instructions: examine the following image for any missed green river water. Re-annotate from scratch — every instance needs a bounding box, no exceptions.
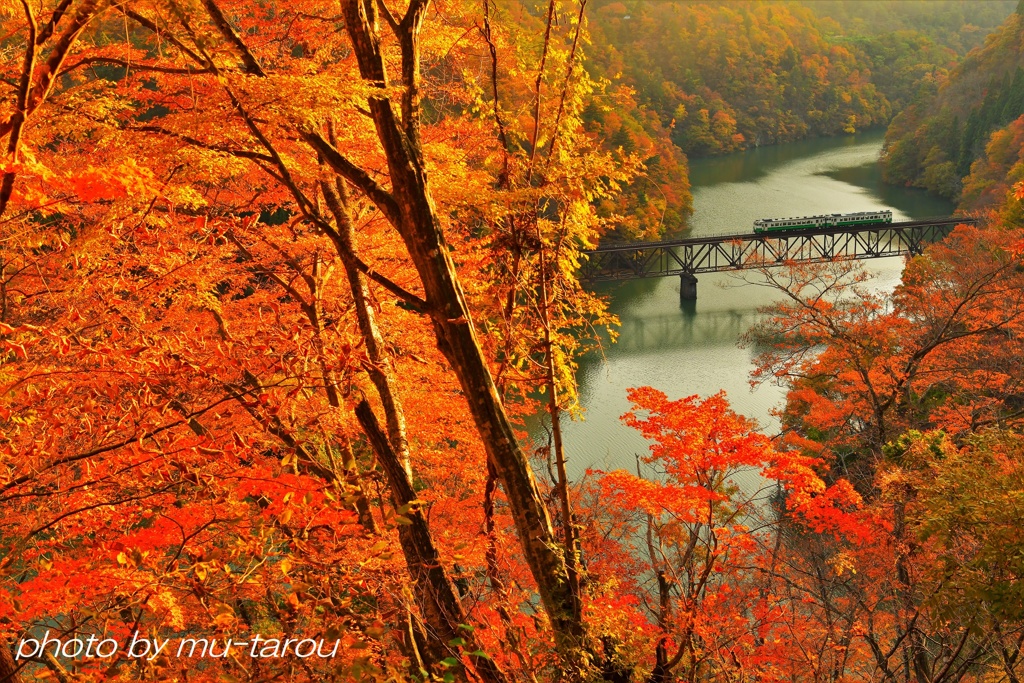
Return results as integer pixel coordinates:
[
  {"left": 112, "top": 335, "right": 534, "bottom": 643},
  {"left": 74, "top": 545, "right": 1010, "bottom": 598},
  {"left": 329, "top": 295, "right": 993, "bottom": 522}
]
[{"left": 540, "top": 129, "right": 954, "bottom": 480}]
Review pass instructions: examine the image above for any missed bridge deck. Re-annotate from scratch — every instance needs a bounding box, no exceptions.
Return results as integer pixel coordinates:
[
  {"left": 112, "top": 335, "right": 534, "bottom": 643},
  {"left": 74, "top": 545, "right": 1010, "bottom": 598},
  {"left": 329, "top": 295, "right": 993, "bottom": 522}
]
[{"left": 581, "top": 217, "right": 975, "bottom": 282}]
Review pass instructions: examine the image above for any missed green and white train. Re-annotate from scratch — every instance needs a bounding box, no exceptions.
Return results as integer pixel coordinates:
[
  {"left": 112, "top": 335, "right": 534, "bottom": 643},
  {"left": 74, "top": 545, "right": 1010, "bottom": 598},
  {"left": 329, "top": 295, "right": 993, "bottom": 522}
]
[{"left": 753, "top": 210, "right": 892, "bottom": 234}]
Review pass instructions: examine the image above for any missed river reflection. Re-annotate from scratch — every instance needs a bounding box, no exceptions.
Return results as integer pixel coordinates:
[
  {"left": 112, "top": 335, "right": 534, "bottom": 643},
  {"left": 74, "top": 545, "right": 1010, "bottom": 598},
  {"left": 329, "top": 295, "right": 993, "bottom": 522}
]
[
  {"left": 530, "top": 129, "right": 954, "bottom": 480},
  {"left": 610, "top": 308, "right": 754, "bottom": 353}
]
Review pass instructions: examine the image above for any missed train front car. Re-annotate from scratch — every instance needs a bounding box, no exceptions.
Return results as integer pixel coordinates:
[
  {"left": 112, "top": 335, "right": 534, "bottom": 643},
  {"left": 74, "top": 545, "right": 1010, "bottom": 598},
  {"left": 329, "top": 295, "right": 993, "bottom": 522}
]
[{"left": 753, "top": 214, "right": 828, "bottom": 234}]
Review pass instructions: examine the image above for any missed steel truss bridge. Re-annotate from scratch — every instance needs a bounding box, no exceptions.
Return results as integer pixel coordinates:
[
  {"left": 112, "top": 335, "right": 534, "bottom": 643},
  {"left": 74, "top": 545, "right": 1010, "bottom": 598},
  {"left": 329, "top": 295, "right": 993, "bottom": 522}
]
[{"left": 582, "top": 217, "right": 976, "bottom": 299}]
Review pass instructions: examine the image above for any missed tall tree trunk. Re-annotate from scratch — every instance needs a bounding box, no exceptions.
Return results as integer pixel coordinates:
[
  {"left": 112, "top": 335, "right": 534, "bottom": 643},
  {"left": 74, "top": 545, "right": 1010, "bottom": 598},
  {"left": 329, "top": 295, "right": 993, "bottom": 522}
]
[
  {"left": 320, "top": 151, "right": 504, "bottom": 681},
  {"left": 320, "top": 160, "right": 412, "bottom": 478},
  {"left": 537, "top": 223, "right": 582, "bottom": 609},
  {"left": 355, "top": 401, "right": 508, "bottom": 683},
  {"left": 337, "top": 0, "right": 588, "bottom": 661}
]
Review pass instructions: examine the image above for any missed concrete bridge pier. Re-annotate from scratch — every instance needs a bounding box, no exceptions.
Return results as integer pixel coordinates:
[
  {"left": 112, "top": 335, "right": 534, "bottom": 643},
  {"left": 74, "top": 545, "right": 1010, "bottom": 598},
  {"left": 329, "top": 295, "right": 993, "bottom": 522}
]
[{"left": 680, "top": 273, "right": 698, "bottom": 302}]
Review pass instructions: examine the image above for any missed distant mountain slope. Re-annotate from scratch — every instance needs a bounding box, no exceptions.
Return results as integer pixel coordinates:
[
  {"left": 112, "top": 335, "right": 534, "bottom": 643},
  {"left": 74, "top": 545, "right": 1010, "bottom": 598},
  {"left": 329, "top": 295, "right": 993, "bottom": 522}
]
[
  {"left": 585, "top": 1, "right": 1012, "bottom": 160},
  {"left": 804, "top": 0, "right": 1016, "bottom": 55},
  {"left": 881, "top": 3, "right": 1024, "bottom": 203},
  {"left": 588, "top": 1, "right": 893, "bottom": 154}
]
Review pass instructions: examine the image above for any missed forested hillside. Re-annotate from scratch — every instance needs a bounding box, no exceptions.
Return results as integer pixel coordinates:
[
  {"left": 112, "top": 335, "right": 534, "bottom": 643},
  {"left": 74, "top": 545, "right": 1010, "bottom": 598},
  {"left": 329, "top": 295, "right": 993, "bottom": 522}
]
[
  {"left": 882, "top": 2, "right": 1024, "bottom": 207},
  {"left": 809, "top": 0, "right": 1016, "bottom": 54},
  {"left": 585, "top": 0, "right": 1020, "bottom": 157},
  {"left": 589, "top": 2, "right": 893, "bottom": 155}
]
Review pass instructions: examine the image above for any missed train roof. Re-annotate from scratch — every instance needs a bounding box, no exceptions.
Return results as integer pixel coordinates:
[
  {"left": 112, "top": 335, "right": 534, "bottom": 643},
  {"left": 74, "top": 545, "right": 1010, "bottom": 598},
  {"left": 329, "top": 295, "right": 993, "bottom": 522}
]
[{"left": 757, "top": 210, "right": 891, "bottom": 221}]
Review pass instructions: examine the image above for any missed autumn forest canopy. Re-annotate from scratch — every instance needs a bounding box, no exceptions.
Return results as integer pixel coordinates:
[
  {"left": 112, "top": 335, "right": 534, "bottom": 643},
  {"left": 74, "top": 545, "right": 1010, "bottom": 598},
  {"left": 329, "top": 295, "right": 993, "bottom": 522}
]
[{"left": 2, "top": 1, "right": 1024, "bottom": 682}]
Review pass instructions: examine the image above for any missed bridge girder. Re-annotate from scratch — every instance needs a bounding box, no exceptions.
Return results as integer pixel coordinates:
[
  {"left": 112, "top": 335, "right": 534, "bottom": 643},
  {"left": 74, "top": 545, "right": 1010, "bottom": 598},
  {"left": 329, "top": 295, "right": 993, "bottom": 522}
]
[{"left": 582, "top": 218, "right": 974, "bottom": 282}]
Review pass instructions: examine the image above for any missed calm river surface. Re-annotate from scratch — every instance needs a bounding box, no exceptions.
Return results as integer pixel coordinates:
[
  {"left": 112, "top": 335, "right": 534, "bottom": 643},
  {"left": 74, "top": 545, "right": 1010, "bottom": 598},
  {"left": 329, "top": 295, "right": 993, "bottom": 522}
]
[{"left": 543, "top": 129, "right": 953, "bottom": 480}]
